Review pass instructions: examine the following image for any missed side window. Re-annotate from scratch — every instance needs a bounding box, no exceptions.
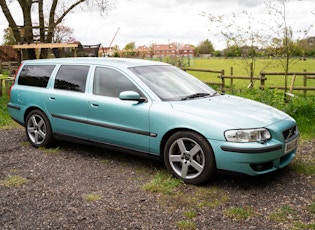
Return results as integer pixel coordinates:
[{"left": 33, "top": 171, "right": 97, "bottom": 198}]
[
  {"left": 54, "top": 65, "right": 89, "bottom": 92},
  {"left": 93, "top": 67, "right": 142, "bottom": 97},
  {"left": 18, "top": 65, "right": 55, "bottom": 87}
]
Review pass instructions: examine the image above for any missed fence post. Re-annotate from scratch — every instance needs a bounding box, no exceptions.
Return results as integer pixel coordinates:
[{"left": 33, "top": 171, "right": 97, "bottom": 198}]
[
  {"left": 260, "top": 72, "right": 265, "bottom": 90},
  {"left": 230, "top": 66, "right": 233, "bottom": 87},
  {"left": 303, "top": 69, "right": 307, "bottom": 95},
  {"left": 221, "top": 69, "right": 225, "bottom": 93}
]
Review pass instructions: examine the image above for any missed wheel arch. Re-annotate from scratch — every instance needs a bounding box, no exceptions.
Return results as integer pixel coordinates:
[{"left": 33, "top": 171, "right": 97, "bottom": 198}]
[
  {"left": 24, "top": 106, "right": 49, "bottom": 124},
  {"left": 160, "top": 128, "right": 216, "bottom": 162}
]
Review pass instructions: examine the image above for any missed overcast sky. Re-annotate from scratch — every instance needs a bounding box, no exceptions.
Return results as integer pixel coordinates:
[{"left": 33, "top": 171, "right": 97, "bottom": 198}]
[{"left": 0, "top": 0, "right": 314, "bottom": 50}]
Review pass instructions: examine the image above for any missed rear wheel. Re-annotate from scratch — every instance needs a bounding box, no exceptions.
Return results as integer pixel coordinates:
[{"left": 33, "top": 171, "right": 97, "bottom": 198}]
[
  {"left": 164, "top": 131, "right": 216, "bottom": 184},
  {"left": 25, "top": 110, "right": 54, "bottom": 148}
]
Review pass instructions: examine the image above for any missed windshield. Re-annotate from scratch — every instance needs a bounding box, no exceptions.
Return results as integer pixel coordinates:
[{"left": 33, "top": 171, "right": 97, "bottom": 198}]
[{"left": 129, "top": 65, "right": 217, "bottom": 101}]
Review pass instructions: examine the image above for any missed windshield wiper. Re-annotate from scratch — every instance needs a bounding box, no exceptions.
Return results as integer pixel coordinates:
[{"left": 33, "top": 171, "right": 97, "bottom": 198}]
[{"left": 180, "top": 93, "right": 211, "bottom": 101}]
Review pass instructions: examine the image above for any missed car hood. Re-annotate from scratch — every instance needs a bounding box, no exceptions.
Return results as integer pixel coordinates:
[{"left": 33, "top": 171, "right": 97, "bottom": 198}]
[{"left": 170, "top": 95, "right": 290, "bottom": 129}]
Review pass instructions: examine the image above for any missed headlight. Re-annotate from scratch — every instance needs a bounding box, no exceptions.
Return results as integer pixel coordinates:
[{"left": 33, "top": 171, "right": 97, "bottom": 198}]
[{"left": 225, "top": 128, "right": 271, "bottom": 143}]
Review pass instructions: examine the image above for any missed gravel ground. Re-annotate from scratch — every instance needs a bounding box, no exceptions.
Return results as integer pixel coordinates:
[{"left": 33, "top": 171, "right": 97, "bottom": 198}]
[{"left": 0, "top": 128, "right": 314, "bottom": 230}]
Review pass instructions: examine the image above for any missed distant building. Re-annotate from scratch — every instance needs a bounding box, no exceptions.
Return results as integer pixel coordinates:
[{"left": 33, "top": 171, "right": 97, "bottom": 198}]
[
  {"left": 178, "top": 44, "right": 195, "bottom": 57},
  {"left": 151, "top": 43, "right": 195, "bottom": 58},
  {"left": 152, "top": 43, "right": 177, "bottom": 58},
  {"left": 137, "top": 45, "right": 151, "bottom": 58}
]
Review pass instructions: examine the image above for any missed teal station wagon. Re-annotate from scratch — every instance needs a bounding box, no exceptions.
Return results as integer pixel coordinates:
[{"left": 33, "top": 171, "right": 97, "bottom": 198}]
[{"left": 8, "top": 58, "right": 299, "bottom": 184}]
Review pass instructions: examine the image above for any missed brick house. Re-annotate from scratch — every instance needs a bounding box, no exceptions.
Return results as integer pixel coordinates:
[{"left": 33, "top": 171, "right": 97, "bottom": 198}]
[
  {"left": 152, "top": 43, "right": 177, "bottom": 58},
  {"left": 178, "top": 44, "right": 195, "bottom": 57},
  {"left": 137, "top": 45, "right": 151, "bottom": 58},
  {"left": 151, "top": 43, "right": 194, "bottom": 58}
]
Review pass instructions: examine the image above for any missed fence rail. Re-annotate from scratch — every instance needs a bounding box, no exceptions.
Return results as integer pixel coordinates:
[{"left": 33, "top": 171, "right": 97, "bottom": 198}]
[{"left": 183, "top": 67, "right": 315, "bottom": 95}]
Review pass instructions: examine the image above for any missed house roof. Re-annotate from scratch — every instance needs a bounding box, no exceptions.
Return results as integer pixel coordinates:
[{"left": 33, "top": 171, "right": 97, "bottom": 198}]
[{"left": 153, "top": 43, "right": 177, "bottom": 51}]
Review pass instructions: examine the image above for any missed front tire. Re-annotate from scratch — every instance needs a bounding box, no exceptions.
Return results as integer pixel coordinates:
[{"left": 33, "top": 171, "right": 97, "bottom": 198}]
[
  {"left": 25, "top": 109, "right": 55, "bottom": 148},
  {"left": 164, "top": 131, "right": 216, "bottom": 184}
]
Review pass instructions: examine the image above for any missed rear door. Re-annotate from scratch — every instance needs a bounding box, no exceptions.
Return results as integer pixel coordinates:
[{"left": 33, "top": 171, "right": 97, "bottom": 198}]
[
  {"left": 45, "top": 65, "right": 90, "bottom": 138},
  {"left": 86, "top": 66, "right": 151, "bottom": 152}
]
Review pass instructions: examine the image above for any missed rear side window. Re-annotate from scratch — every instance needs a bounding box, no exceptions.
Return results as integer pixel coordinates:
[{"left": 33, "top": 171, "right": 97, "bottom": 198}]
[
  {"left": 54, "top": 65, "right": 89, "bottom": 92},
  {"left": 18, "top": 65, "right": 55, "bottom": 87}
]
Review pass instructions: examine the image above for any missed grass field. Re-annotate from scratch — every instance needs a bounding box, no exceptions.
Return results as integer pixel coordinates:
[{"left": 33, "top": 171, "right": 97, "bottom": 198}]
[{"left": 184, "top": 57, "right": 315, "bottom": 94}]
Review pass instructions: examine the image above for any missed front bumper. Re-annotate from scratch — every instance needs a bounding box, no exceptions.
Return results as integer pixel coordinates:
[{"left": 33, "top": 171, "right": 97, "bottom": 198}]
[{"left": 209, "top": 136, "right": 298, "bottom": 176}]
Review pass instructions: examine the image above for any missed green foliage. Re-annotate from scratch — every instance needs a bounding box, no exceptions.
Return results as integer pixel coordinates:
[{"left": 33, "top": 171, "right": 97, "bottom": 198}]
[
  {"left": 0, "top": 175, "right": 28, "bottom": 187},
  {"left": 268, "top": 205, "right": 295, "bottom": 222},
  {"left": 197, "top": 39, "right": 215, "bottom": 55},
  {"left": 3, "top": 27, "right": 16, "bottom": 45},
  {"left": 176, "top": 220, "right": 197, "bottom": 230},
  {"left": 224, "top": 206, "right": 255, "bottom": 221},
  {"left": 293, "top": 222, "right": 315, "bottom": 230},
  {"left": 308, "top": 203, "right": 315, "bottom": 214},
  {"left": 39, "top": 147, "right": 61, "bottom": 155},
  {"left": 183, "top": 210, "right": 198, "bottom": 219},
  {"left": 291, "top": 162, "right": 315, "bottom": 176},
  {"left": 85, "top": 193, "right": 102, "bottom": 202},
  {"left": 0, "top": 97, "right": 16, "bottom": 128},
  {"left": 142, "top": 171, "right": 183, "bottom": 194}
]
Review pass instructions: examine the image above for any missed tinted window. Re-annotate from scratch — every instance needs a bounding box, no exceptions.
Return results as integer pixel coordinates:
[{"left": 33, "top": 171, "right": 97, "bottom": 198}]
[
  {"left": 18, "top": 65, "right": 55, "bottom": 87},
  {"left": 93, "top": 67, "right": 142, "bottom": 97},
  {"left": 54, "top": 65, "right": 89, "bottom": 92}
]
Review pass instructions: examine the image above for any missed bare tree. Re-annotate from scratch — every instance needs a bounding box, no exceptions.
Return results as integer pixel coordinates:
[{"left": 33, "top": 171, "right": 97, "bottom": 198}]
[
  {"left": 0, "top": 0, "right": 115, "bottom": 59},
  {"left": 203, "top": 10, "right": 269, "bottom": 88},
  {"left": 53, "top": 24, "right": 75, "bottom": 43},
  {"left": 264, "top": 0, "right": 312, "bottom": 97}
]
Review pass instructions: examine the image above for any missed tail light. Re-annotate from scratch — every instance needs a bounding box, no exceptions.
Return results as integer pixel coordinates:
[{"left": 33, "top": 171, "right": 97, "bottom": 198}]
[{"left": 8, "top": 63, "right": 22, "bottom": 98}]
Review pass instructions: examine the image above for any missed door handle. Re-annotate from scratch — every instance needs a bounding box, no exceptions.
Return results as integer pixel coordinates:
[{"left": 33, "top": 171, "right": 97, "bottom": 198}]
[{"left": 90, "top": 103, "right": 99, "bottom": 108}]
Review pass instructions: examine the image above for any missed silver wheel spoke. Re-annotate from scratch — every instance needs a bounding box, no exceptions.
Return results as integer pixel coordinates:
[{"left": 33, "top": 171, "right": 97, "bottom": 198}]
[
  {"left": 190, "top": 160, "right": 203, "bottom": 172},
  {"left": 181, "top": 163, "right": 189, "bottom": 178},
  {"left": 176, "top": 139, "right": 186, "bottom": 154},
  {"left": 189, "top": 145, "right": 201, "bottom": 157},
  {"left": 170, "top": 155, "right": 182, "bottom": 163}
]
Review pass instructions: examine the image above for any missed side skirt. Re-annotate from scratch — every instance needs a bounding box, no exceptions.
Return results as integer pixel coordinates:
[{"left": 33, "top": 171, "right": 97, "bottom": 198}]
[{"left": 53, "top": 132, "right": 161, "bottom": 161}]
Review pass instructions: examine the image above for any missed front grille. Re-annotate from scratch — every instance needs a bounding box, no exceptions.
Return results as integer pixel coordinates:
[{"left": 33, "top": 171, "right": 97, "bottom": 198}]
[{"left": 283, "top": 126, "right": 297, "bottom": 141}]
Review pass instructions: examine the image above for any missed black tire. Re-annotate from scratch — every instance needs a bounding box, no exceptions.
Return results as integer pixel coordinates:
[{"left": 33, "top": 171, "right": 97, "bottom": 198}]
[
  {"left": 164, "top": 131, "right": 216, "bottom": 184},
  {"left": 25, "top": 109, "right": 55, "bottom": 148}
]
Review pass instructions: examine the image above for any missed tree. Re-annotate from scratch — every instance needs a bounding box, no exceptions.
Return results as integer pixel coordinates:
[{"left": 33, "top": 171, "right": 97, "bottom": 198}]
[
  {"left": 53, "top": 24, "right": 75, "bottom": 43},
  {"left": 3, "top": 27, "right": 16, "bottom": 45},
  {"left": 0, "top": 0, "right": 115, "bottom": 59},
  {"left": 264, "top": 0, "right": 312, "bottom": 97},
  {"left": 197, "top": 39, "right": 214, "bottom": 55},
  {"left": 123, "top": 42, "right": 136, "bottom": 57}
]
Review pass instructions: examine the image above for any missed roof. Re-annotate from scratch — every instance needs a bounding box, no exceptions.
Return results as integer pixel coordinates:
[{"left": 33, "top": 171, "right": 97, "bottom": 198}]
[
  {"left": 22, "top": 57, "right": 168, "bottom": 68},
  {"left": 153, "top": 43, "right": 177, "bottom": 51}
]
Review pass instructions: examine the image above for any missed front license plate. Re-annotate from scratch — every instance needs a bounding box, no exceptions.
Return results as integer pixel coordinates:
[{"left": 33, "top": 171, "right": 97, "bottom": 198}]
[{"left": 285, "top": 137, "right": 298, "bottom": 153}]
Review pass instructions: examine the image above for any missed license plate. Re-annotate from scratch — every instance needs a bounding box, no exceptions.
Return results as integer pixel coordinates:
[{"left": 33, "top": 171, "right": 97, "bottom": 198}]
[{"left": 285, "top": 137, "right": 298, "bottom": 153}]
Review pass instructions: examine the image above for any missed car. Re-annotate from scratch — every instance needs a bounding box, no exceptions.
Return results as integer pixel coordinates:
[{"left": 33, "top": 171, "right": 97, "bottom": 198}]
[{"left": 7, "top": 57, "right": 299, "bottom": 184}]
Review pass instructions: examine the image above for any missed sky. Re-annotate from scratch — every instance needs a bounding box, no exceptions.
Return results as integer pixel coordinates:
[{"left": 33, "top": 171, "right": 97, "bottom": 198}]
[{"left": 0, "top": 0, "right": 314, "bottom": 50}]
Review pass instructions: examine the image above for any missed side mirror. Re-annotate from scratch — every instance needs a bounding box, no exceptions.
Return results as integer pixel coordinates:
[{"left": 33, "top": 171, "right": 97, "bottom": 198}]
[{"left": 119, "top": 91, "right": 146, "bottom": 102}]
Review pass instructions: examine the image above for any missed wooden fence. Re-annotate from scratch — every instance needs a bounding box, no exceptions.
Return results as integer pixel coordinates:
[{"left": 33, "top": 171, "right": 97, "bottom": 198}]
[{"left": 183, "top": 67, "right": 315, "bottom": 95}]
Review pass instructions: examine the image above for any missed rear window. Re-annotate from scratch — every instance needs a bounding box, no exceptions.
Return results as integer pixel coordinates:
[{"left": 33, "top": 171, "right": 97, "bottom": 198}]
[
  {"left": 18, "top": 65, "right": 55, "bottom": 87},
  {"left": 54, "top": 65, "right": 89, "bottom": 92}
]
